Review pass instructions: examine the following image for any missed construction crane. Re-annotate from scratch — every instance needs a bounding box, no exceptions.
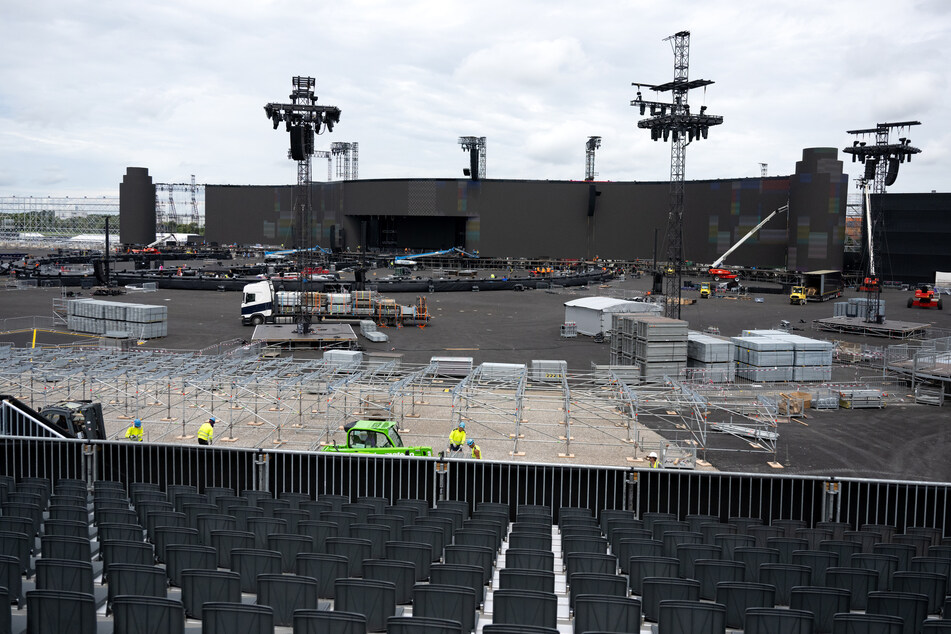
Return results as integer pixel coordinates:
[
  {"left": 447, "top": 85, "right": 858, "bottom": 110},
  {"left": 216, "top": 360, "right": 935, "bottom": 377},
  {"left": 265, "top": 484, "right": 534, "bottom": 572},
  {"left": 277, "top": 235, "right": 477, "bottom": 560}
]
[{"left": 707, "top": 203, "right": 789, "bottom": 280}]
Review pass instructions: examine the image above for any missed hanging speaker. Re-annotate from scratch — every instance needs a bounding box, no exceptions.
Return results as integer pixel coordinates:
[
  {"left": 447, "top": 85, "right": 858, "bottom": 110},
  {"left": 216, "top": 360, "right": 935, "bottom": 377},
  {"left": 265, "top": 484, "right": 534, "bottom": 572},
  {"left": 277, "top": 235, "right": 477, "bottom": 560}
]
[
  {"left": 863, "top": 158, "right": 877, "bottom": 181},
  {"left": 884, "top": 157, "right": 900, "bottom": 186},
  {"left": 587, "top": 184, "right": 601, "bottom": 217},
  {"left": 289, "top": 125, "right": 305, "bottom": 161}
]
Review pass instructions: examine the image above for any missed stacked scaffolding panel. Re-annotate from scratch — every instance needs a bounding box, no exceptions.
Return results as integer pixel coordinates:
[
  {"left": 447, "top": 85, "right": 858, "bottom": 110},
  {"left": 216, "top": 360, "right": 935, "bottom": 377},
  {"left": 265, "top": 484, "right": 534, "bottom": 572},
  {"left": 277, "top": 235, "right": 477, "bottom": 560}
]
[
  {"left": 733, "top": 330, "right": 834, "bottom": 382},
  {"left": 610, "top": 314, "right": 688, "bottom": 378},
  {"left": 687, "top": 331, "right": 736, "bottom": 382},
  {"left": 66, "top": 298, "right": 168, "bottom": 339}
]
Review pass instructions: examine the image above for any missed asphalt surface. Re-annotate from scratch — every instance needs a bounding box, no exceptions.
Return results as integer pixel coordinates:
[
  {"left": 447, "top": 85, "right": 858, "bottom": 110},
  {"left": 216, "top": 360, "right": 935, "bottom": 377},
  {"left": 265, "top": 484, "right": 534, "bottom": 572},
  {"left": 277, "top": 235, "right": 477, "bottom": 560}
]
[{"left": 2, "top": 263, "right": 950, "bottom": 481}]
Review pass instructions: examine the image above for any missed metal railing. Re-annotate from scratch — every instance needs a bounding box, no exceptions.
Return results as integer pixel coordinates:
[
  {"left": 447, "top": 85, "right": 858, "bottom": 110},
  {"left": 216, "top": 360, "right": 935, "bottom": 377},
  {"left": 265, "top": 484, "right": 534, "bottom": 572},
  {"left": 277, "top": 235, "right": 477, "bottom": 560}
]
[{"left": 1, "top": 435, "right": 948, "bottom": 533}]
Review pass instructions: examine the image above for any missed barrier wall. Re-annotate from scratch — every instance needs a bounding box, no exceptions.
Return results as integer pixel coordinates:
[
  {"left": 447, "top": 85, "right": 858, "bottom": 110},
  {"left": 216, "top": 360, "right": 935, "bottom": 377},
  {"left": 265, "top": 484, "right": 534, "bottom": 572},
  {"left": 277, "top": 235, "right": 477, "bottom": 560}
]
[{"left": 1, "top": 436, "right": 948, "bottom": 533}]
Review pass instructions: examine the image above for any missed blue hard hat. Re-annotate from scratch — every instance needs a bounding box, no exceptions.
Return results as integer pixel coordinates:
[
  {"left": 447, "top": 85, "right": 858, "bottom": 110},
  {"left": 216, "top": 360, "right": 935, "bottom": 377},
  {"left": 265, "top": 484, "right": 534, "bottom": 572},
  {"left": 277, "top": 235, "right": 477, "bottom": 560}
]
[
  {"left": 134, "top": 419, "right": 141, "bottom": 427},
  {"left": 466, "top": 439, "right": 474, "bottom": 446},
  {"left": 458, "top": 422, "right": 465, "bottom": 429},
  {"left": 209, "top": 417, "right": 216, "bottom": 424}
]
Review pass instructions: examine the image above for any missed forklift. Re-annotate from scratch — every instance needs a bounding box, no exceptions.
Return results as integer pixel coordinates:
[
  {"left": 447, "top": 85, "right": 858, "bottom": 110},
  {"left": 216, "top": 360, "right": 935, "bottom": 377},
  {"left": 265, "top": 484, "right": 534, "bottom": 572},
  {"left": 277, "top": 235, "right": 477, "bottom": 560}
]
[{"left": 908, "top": 285, "right": 943, "bottom": 310}]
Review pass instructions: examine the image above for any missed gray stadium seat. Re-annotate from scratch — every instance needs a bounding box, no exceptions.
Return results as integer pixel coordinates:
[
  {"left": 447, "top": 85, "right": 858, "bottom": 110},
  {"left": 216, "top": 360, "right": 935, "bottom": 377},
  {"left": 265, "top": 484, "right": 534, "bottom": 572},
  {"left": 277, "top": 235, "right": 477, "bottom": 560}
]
[
  {"left": 445, "top": 545, "right": 494, "bottom": 584},
  {"left": 197, "top": 513, "right": 237, "bottom": 546},
  {"left": 491, "top": 589, "right": 557, "bottom": 629},
  {"left": 201, "top": 602, "right": 274, "bottom": 634},
  {"left": 565, "top": 552, "right": 616, "bottom": 578},
  {"left": 296, "top": 552, "right": 348, "bottom": 599},
  {"left": 892, "top": 571, "right": 946, "bottom": 615},
  {"left": 153, "top": 526, "right": 199, "bottom": 563},
  {"left": 791, "top": 549, "right": 839, "bottom": 586},
  {"left": 0, "top": 556, "right": 24, "bottom": 607},
  {"left": 209, "top": 529, "right": 254, "bottom": 568},
  {"left": 100, "top": 539, "right": 155, "bottom": 581},
  {"left": 568, "top": 572, "right": 627, "bottom": 612},
  {"left": 628, "top": 555, "right": 680, "bottom": 595},
  {"left": 386, "top": 615, "right": 464, "bottom": 634},
  {"left": 386, "top": 541, "right": 433, "bottom": 581},
  {"left": 866, "top": 591, "right": 929, "bottom": 634},
  {"left": 291, "top": 609, "right": 367, "bottom": 634},
  {"left": 180, "top": 569, "right": 240, "bottom": 619},
  {"left": 572, "top": 594, "right": 641, "bottom": 634},
  {"left": 26, "top": 589, "right": 97, "bottom": 634},
  {"left": 640, "top": 577, "right": 700, "bottom": 622},
  {"left": 617, "top": 538, "right": 663, "bottom": 573},
  {"left": 852, "top": 553, "right": 900, "bottom": 591},
  {"left": 790, "top": 585, "right": 852, "bottom": 634},
  {"left": 246, "top": 517, "right": 288, "bottom": 549},
  {"left": 662, "top": 530, "right": 702, "bottom": 558},
  {"left": 744, "top": 607, "right": 814, "bottom": 634},
  {"left": 504, "top": 548, "right": 553, "bottom": 572},
  {"left": 164, "top": 543, "right": 216, "bottom": 587},
  {"left": 266, "top": 533, "right": 314, "bottom": 572},
  {"left": 498, "top": 568, "right": 554, "bottom": 594},
  {"left": 326, "top": 537, "right": 372, "bottom": 576},
  {"left": 831, "top": 612, "right": 904, "bottom": 634},
  {"left": 759, "top": 563, "right": 812, "bottom": 605},
  {"left": 111, "top": 594, "right": 184, "bottom": 634},
  {"left": 825, "top": 567, "right": 879, "bottom": 611},
  {"left": 105, "top": 563, "right": 167, "bottom": 616},
  {"left": 695, "top": 559, "right": 745, "bottom": 600},
  {"left": 430, "top": 563, "right": 486, "bottom": 605},
  {"left": 256, "top": 573, "right": 320, "bottom": 627},
  {"left": 412, "top": 583, "right": 477, "bottom": 633},
  {"left": 97, "top": 522, "right": 143, "bottom": 543},
  {"left": 40, "top": 534, "right": 91, "bottom": 563},
  {"left": 350, "top": 523, "right": 392, "bottom": 559},
  {"left": 297, "top": 520, "right": 338, "bottom": 552},
  {"left": 35, "top": 559, "right": 106, "bottom": 608},
  {"left": 0, "top": 533, "right": 31, "bottom": 577},
  {"left": 402, "top": 525, "right": 444, "bottom": 561},
  {"left": 715, "top": 581, "right": 777, "bottom": 630},
  {"left": 733, "top": 547, "right": 780, "bottom": 583},
  {"left": 229, "top": 548, "right": 282, "bottom": 594},
  {"left": 657, "top": 599, "right": 726, "bottom": 634},
  {"left": 335, "top": 578, "right": 399, "bottom": 632},
  {"left": 363, "top": 559, "right": 416, "bottom": 604}
]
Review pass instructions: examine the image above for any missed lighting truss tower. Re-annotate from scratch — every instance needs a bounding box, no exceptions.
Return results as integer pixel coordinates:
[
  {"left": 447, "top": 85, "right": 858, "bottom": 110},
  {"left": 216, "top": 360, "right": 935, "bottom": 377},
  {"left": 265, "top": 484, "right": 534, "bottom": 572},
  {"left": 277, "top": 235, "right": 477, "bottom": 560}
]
[
  {"left": 264, "top": 76, "right": 341, "bottom": 330},
  {"left": 458, "top": 136, "right": 486, "bottom": 180},
  {"left": 632, "top": 31, "right": 723, "bottom": 319},
  {"left": 842, "top": 121, "right": 921, "bottom": 323},
  {"left": 331, "top": 142, "right": 359, "bottom": 180},
  {"left": 585, "top": 136, "right": 602, "bottom": 181}
]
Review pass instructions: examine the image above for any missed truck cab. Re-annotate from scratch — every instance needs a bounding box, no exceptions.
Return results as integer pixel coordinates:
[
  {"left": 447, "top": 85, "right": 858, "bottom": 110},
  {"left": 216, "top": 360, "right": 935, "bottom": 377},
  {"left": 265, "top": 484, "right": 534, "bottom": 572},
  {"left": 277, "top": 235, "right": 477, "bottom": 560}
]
[
  {"left": 241, "top": 280, "right": 274, "bottom": 326},
  {"left": 699, "top": 282, "right": 711, "bottom": 299},
  {"left": 320, "top": 420, "right": 433, "bottom": 456},
  {"left": 40, "top": 400, "right": 107, "bottom": 439}
]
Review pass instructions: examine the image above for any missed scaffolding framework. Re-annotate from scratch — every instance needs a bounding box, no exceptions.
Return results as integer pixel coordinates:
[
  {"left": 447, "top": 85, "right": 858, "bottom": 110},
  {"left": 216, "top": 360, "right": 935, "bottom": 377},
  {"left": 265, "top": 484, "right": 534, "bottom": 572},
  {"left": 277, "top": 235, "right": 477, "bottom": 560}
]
[
  {"left": 330, "top": 142, "right": 359, "bottom": 181},
  {"left": 0, "top": 344, "right": 814, "bottom": 467},
  {"left": 155, "top": 176, "right": 204, "bottom": 231},
  {"left": 0, "top": 196, "right": 119, "bottom": 241}
]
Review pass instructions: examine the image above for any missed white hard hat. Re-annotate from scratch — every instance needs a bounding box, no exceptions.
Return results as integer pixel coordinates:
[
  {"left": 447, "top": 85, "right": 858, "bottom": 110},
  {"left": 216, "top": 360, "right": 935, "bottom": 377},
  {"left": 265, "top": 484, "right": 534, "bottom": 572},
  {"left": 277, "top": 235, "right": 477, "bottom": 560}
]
[{"left": 648, "top": 451, "right": 658, "bottom": 458}]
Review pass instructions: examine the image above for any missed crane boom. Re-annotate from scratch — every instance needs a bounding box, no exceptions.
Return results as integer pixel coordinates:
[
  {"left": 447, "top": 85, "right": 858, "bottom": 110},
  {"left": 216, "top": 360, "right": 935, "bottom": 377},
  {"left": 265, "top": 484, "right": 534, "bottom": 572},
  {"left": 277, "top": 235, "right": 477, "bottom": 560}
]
[
  {"left": 710, "top": 204, "right": 789, "bottom": 269},
  {"left": 863, "top": 183, "right": 875, "bottom": 277}
]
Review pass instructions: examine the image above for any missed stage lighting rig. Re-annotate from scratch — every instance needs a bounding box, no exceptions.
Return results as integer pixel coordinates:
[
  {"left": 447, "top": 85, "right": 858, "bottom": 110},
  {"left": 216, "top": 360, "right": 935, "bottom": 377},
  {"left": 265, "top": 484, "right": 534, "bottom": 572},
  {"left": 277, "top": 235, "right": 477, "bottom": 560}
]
[
  {"left": 631, "top": 30, "right": 723, "bottom": 319},
  {"left": 843, "top": 120, "right": 921, "bottom": 325},
  {"left": 264, "top": 76, "right": 341, "bottom": 331},
  {"left": 458, "top": 136, "right": 486, "bottom": 180},
  {"left": 842, "top": 121, "right": 920, "bottom": 193}
]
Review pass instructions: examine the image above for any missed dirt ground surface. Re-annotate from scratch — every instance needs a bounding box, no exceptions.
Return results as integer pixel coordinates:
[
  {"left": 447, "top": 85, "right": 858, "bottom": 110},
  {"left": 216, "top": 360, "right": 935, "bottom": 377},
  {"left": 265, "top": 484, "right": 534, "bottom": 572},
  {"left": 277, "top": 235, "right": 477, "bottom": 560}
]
[{"left": 1, "top": 260, "right": 950, "bottom": 482}]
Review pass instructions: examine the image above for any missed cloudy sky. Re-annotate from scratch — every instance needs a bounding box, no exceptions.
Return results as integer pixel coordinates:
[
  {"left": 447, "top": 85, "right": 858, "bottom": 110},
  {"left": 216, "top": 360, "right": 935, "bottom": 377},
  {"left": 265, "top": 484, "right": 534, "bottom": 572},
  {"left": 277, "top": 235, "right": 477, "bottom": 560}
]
[{"left": 1, "top": 0, "right": 948, "bottom": 199}]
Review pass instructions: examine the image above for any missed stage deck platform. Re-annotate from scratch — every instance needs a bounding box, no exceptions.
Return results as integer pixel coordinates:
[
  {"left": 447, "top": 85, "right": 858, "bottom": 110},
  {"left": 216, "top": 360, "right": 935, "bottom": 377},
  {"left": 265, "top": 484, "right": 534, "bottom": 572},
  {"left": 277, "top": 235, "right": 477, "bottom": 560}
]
[
  {"left": 251, "top": 323, "right": 357, "bottom": 349},
  {"left": 812, "top": 316, "right": 930, "bottom": 339}
]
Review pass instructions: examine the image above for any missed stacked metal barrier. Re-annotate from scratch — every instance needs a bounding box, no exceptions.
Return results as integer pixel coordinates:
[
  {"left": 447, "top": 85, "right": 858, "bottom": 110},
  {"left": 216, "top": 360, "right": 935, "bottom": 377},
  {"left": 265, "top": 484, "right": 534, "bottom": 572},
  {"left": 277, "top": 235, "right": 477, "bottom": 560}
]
[
  {"left": 687, "top": 331, "right": 736, "bottom": 383},
  {"left": 733, "top": 329, "right": 833, "bottom": 382},
  {"left": 66, "top": 298, "right": 168, "bottom": 339}
]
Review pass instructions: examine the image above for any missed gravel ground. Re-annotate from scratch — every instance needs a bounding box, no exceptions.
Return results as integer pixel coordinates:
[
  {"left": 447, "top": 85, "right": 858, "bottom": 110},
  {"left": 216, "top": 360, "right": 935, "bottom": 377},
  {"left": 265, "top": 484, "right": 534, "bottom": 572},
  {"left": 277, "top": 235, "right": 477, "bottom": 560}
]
[{"left": 1, "top": 263, "right": 950, "bottom": 481}]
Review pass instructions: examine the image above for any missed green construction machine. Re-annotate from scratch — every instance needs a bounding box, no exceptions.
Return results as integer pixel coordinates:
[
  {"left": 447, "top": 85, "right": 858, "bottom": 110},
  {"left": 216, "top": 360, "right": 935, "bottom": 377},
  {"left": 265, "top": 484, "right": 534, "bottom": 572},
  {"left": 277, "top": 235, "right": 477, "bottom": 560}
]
[{"left": 320, "top": 420, "right": 433, "bottom": 456}]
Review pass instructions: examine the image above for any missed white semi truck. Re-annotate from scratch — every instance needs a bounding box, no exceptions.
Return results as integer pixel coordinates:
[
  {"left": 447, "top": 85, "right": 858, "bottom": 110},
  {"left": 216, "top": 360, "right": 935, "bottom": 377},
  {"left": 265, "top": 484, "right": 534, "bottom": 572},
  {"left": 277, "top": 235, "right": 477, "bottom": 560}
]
[{"left": 241, "top": 279, "right": 429, "bottom": 327}]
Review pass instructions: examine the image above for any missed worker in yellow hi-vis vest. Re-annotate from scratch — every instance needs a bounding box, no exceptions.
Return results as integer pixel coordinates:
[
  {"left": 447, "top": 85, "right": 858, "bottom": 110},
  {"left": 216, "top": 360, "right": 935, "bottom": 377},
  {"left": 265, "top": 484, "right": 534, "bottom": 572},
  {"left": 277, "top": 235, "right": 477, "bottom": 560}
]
[
  {"left": 467, "top": 438, "right": 482, "bottom": 460},
  {"left": 197, "top": 417, "right": 216, "bottom": 445},
  {"left": 124, "top": 419, "right": 143, "bottom": 442}
]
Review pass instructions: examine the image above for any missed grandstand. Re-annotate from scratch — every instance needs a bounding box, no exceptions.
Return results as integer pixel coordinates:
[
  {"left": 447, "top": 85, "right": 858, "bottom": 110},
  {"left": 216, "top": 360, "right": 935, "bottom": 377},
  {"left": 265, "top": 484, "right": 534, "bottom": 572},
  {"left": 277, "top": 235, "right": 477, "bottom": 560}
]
[{"left": 1, "top": 420, "right": 949, "bottom": 632}]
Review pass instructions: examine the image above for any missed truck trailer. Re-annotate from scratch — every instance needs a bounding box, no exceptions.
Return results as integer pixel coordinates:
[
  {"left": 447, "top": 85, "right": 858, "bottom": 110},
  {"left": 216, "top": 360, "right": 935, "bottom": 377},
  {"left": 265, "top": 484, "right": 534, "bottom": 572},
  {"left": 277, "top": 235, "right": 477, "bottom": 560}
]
[
  {"left": 241, "top": 279, "right": 429, "bottom": 327},
  {"left": 790, "top": 270, "right": 844, "bottom": 304}
]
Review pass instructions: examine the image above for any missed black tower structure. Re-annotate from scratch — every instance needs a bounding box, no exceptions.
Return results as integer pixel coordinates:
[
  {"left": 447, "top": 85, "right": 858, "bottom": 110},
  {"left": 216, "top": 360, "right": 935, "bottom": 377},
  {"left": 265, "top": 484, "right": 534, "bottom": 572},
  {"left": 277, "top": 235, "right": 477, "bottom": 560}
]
[
  {"left": 458, "top": 136, "right": 486, "bottom": 180},
  {"left": 843, "top": 121, "right": 921, "bottom": 322},
  {"left": 585, "top": 136, "right": 601, "bottom": 181},
  {"left": 632, "top": 30, "right": 723, "bottom": 319},
  {"left": 264, "top": 76, "right": 341, "bottom": 330}
]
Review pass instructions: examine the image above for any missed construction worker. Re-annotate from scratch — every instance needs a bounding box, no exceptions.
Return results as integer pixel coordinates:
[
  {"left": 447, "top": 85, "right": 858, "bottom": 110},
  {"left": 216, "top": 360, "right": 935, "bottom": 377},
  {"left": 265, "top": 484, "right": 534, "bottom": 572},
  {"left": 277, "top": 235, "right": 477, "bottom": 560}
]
[
  {"left": 125, "top": 419, "right": 143, "bottom": 442},
  {"left": 448, "top": 421, "right": 466, "bottom": 452},
  {"left": 197, "top": 417, "right": 216, "bottom": 445},
  {"left": 467, "top": 438, "right": 482, "bottom": 460},
  {"left": 647, "top": 451, "right": 660, "bottom": 468}
]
